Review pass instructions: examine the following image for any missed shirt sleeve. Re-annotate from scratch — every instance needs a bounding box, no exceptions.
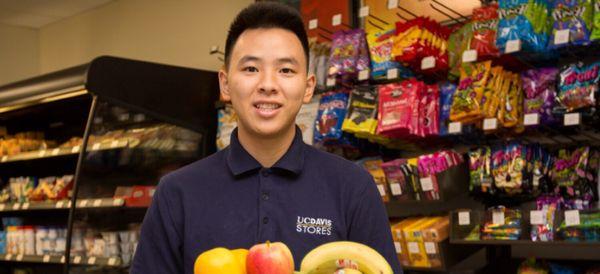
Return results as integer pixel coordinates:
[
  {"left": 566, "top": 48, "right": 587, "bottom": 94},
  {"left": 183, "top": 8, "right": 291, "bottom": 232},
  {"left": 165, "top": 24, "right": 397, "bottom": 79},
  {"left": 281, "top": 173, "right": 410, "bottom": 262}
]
[
  {"left": 347, "top": 175, "right": 404, "bottom": 274},
  {"left": 130, "top": 179, "right": 184, "bottom": 274}
]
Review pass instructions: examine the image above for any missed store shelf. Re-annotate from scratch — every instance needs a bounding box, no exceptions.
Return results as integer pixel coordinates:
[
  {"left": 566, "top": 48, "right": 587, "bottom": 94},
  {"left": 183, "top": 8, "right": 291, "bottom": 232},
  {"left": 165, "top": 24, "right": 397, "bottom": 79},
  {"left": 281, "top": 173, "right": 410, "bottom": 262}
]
[
  {"left": 450, "top": 239, "right": 600, "bottom": 246},
  {"left": 0, "top": 198, "right": 126, "bottom": 212},
  {"left": 0, "top": 253, "right": 65, "bottom": 264},
  {"left": 450, "top": 239, "right": 600, "bottom": 261},
  {"left": 0, "top": 140, "right": 129, "bottom": 164},
  {"left": 70, "top": 255, "right": 123, "bottom": 267},
  {"left": 402, "top": 265, "right": 446, "bottom": 272}
]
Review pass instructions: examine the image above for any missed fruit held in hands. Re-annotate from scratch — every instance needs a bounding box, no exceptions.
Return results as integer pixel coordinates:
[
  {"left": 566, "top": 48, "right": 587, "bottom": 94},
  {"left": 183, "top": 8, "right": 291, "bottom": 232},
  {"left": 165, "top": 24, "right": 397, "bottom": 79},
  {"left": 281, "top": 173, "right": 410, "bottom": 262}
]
[
  {"left": 232, "top": 249, "right": 249, "bottom": 274},
  {"left": 334, "top": 268, "right": 363, "bottom": 274},
  {"left": 194, "top": 247, "right": 245, "bottom": 274},
  {"left": 300, "top": 241, "right": 392, "bottom": 274},
  {"left": 246, "top": 241, "right": 295, "bottom": 274}
]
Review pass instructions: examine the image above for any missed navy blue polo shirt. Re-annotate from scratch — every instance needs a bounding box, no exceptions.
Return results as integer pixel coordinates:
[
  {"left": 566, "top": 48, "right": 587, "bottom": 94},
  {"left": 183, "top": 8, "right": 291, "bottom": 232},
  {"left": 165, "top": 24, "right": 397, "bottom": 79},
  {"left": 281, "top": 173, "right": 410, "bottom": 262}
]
[{"left": 131, "top": 127, "right": 403, "bottom": 274}]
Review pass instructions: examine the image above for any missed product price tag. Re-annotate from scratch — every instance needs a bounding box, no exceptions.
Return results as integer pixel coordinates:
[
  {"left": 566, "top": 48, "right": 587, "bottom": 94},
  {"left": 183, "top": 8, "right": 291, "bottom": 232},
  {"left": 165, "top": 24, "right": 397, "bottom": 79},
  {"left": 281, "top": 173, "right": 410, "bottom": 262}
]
[
  {"left": 493, "top": 211, "right": 505, "bottom": 225},
  {"left": 554, "top": 29, "right": 570, "bottom": 45},
  {"left": 564, "top": 113, "right": 580, "bottom": 126},
  {"left": 524, "top": 113, "right": 540, "bottom": 126},
  {"left": 483, "top": 118, "right": 498, "bottom": 130},
  {"left": 326, "top": 77, "right": 336, "bottom": 87},
  {"left": 0, "top": 204, "right": 5, "bottom": 211},
  {"left": 71, "top": 146, "right": 80, "bottom": 153},
  {"left": 111, "top": 140, "right": 120, "bottom": 148},
  {"left": 67, "top": 201, "right": 72, "bottom": 208},
  {"left": 421, "top": 56, "right": 436, "bottom": 70},
  {"left": 92, "top": 143, "right": 101, "bottom": 151},
  {"left": 394, "top": 242, "right": 402, "bottom": 253},
  {"left": 376, "top": 185, "right": 386, "bottom": 196},
  {"left": 424, "top": 242, "right": 437, "bottom": 254},
  {"left": 93, "top": 199, "right": 102, "bottom": 207},
  {"left": 448, "top": 122, "right": 462, "bottom": 134},
  {"left": 113, "top": 198, "right": 124, "bottom": 206},
  {"left": 458, "top": 211, "right": 470, "bottom": 226},
  {"left": 88, "top": 256, "right": 97, "bottom": 265},
  {"left": 133, "top": 114, "right": 145, "bottom": 122},
  {"left": 505, "top": 39, "right": 521, "bottom": 53},
  {"left": 420, "top": 177, "right": 434, "bottom": 191},
  {"left": 388, "top": 0, "right": 398, "bottom": 9},
  {"left": 358, "top": 70, "right": 369, "bottom": 81},
  {"left": 386, "top": 68, "right": 398, "bottom": 79},
  {"left": 118, "top": 113, "right": 130, "bottom": 121},
  {"left": 390, "top": 183, "right": 402, "bottom": 196},
  {"left": 407, "top": 242, "right": 419, "bottom": 254},
  {"left": 530, "top": 210, "right": 544, "bottom": 225},
  {"left": 51, "top": 148, "right": 60, "bottom": 156},
  {"left": 332, "top": 14, "right": 342, "bottom": 26},
  {"left": 462, "top": 49, "right": 478, "bottom": 63},
  {"left": 308, "top": 19, "right": 318, "bottom": 30},
  {"left": 12, "top": 203, "right": 20, "bottom": 210},
  {"left": 60, "top": 256, "right": 65, "bottom": 263},
  {"left": 4, "top": 254, "right": 11, "bottom": 260},
  {"left": 38, "top": 150, "right": 46, "bottom": 157},
  {"left": 43, "top": 255, "right": 51, "bottom": 263},
  {"left": 359, "top": 6, "right": 370, "bottom": 18},
  {"left": 79, "top": 200, "right": 89, "bottom": 208},
  {"left": 1, "top": 155, "right": 7, "bottom": 162},
  {"left": 73, "top": 256, "right": 81, "bottom": 264},
  {"left": 108, "top": 257, "right": 118, "bottom": 266},
  {"left": 22, "top": 203, "right": 29, "bottom": 210},
  {"left": 16, "top": 254, "right": 23, "bottom": 261},
  {"left": 565, "top": 210, "right": 580, "bottom": 227},
  {"left": 55, "top": 201, "right": 64, "bottom": 208}
]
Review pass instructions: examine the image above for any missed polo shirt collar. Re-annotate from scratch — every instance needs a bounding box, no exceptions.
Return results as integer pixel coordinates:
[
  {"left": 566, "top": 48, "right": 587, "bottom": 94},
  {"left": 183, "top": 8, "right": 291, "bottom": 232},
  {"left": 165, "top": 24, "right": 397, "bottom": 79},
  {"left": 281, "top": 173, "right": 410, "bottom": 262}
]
[{"left": 226, "top": 127, "right": 305, "bottom": 177}]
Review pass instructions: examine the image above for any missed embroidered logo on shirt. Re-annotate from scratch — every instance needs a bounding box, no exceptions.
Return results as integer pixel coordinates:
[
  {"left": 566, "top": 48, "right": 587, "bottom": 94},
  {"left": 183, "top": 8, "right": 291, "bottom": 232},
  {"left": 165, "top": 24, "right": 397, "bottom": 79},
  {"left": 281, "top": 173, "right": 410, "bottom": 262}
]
[{"left": 296, "top": 216, "right": 332, "bottom": 236}]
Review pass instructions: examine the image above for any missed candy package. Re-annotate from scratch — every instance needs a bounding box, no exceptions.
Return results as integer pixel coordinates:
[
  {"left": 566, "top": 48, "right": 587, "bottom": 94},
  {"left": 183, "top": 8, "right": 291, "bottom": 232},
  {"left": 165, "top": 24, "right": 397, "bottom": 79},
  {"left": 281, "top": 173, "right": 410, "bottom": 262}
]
[
  {"left": 548, "top": 0, "right": 594, "bottom": 48},
  {"left": 328, "top": 29, "right": 370, "bottom": 77},
  {"left": 471, "top": 3, "right": 500, "bottom": 58},
  {"left": 482, "top": 66, "right": 505, "bottom": 119},
  {"left": 593, "top": 1, "right": 600, "bottom": 40},
  {"left": 449, "top": 61, "right": 492, "bottom": 123},
  {"left": 557, "top": 211, "right": 600, "bottom": 241},
  {"left": 482, "top": 206, "right": 522, "bottom": 240},
  {"left": 496, "top": 0, "right": 549, "bottom": 52},
  {"left": 381, "top": 159, "right": 412, "bottom": 201},
  {"left": 557, "top": 62, "right": 599, "bottom": 112},
  {"left": 377, "top": 80, "right": 421, "bottom": 137},
  {"left": 498, "top": 73, "right": 522, "bottom": 128},
  {"left": 531, "top": 195, "right": 562, "bottom": 241},
  {"left": 438, "top": 82, "right": 456, "bottom": 135},
  {"left": 393, "top": 17, "right": 451, "bottom": 73},
  {"left": 314, "top": 92, "right": 349, "bottom": 143},
  {"left": 418, "top": 84, "right": 440, "bottom": 137},
  {"left": 521, "top": 67, "right": 559, "bottom": 124},
  {"left": 361, "top": 158, "right": 389, "bottom": 202},
  {"left": 367, "top": 28, "right": 407, "bottom": 80},
  {"left": 448, "top": 23, "right": 474, "bottom": 79},
  {"left": 469, "top": 147, "right": 494, "bottom": 195},
  {"left": 342, "top": 86, "right": 378, "bottom": 136},
  {"left": 491, "top": 143, "right": 526, "bottom": 195}
]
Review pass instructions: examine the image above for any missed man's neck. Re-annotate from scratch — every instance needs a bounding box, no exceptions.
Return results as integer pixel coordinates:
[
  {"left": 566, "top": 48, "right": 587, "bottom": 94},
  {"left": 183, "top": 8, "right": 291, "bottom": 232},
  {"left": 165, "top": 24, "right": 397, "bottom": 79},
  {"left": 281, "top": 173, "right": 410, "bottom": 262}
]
[{"left": 237, "top": 125, "right": 296, "bottom": 168}]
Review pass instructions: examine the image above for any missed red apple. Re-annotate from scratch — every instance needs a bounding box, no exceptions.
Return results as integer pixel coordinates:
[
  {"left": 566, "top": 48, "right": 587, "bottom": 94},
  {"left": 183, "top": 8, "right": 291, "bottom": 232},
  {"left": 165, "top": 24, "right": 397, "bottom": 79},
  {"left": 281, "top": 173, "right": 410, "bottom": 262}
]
[{"left": 246, "top": 241, "right": 294, "bottom": 274}]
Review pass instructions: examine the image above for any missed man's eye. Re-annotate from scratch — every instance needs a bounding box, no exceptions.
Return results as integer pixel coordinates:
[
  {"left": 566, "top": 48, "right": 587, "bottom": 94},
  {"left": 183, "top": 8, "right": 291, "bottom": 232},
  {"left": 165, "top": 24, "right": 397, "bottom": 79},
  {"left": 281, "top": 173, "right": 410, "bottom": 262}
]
[
  {"left": 280, "top": 68, "right": 296, "bottom": 74},
  {"left": 243, "top": 67, "right": 258, "bottom": 72}
]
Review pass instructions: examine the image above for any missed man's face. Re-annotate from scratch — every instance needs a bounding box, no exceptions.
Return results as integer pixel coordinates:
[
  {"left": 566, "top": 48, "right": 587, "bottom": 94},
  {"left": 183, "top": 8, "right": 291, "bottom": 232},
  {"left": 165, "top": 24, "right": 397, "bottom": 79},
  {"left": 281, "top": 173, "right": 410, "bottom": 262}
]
[{"left": 219, "top": 28, "right": 315, "bottom": 138}]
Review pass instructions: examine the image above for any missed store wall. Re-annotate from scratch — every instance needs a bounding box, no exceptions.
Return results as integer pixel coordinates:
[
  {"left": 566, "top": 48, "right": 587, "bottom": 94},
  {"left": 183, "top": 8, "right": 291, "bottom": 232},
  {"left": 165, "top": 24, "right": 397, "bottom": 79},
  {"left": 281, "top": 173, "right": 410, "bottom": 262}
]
[
  {"left": 0, "top": 24, "right": 39, "bottom": 85},
  {"left": 39, "top": 0, "right": 252, "bottom": 74}
]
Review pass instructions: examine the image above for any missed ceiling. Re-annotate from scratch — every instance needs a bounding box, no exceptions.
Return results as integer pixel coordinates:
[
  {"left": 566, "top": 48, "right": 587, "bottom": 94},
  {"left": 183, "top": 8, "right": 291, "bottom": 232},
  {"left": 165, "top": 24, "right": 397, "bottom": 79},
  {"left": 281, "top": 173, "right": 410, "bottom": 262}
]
[{"left": 0, "top": 0, "right": 114, "bottom": 29}]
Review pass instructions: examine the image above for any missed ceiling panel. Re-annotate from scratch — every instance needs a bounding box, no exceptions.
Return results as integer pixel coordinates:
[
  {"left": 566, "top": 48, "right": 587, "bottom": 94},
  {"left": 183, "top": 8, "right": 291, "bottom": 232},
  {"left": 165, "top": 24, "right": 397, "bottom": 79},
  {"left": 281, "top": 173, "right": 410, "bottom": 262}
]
[{"left": 0, "top": 0, "right": 113, "bottom": 28}]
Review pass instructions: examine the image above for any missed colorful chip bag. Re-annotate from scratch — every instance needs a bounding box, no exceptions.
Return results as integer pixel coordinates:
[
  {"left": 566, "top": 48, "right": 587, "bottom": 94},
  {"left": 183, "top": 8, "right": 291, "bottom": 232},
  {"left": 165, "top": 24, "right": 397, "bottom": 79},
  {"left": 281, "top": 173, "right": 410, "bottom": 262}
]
[
  {"left": 314, "top": 91, "right": 349, "bottom": 143},
  {"left": 548, "top": 0, "right": 594, "bottom": 48},
  {"left": 557, "top": 62, "right": 599, "bottom": 112},
  {"left": 521, "top": 67, "right": 558, "bottom": 124}
]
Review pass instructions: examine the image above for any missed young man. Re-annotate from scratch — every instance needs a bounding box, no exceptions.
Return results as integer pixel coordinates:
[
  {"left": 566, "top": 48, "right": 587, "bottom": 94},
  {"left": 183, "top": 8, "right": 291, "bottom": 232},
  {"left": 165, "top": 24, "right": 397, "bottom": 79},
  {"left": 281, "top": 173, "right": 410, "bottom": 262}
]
[{"left": 131, "top": 2, "right": 402, "bottom": 274}]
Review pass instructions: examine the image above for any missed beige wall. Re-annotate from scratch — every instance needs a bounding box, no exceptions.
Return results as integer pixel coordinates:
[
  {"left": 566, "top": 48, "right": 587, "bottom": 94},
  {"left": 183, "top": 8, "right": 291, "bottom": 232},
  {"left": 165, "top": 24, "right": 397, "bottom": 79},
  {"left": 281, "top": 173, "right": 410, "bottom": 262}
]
[
  {"left": 0, "top": 24, "right": 39, "bottom": 85},
  {"left": 40, "top": 0, "right": 252, "bottom": 74}
]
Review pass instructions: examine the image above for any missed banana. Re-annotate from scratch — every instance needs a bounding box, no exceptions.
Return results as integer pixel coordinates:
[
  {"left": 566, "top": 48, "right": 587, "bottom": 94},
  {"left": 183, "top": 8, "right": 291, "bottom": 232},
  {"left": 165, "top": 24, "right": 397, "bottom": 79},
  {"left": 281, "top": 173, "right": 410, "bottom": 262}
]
[
  {"left": 334, "top": 268, "right": 363, "bottom": 274},
  {"left": 300, "top": 241, "right": 393, "bottom": 274}
]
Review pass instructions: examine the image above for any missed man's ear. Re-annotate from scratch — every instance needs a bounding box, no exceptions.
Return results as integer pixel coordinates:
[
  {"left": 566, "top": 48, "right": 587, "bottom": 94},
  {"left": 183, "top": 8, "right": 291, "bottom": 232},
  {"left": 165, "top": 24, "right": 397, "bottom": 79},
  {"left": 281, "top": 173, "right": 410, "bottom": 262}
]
[
  {"left": 303, "top": 73, "right": 316, "bottom": 104},
  {"left": 218, "top": 68, "right": 231, "bottom": 102}
]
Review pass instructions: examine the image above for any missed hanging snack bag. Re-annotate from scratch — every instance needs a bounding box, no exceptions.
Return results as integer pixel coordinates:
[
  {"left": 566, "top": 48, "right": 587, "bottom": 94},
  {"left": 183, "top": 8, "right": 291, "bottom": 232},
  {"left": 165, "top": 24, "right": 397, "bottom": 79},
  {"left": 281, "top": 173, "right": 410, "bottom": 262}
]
[
  {"left": 377, "top": 81, "right": 419, "bottom": 137},
  {"left": 342, "top": 86, "right": 378, "bottom": 136},
  {"left": 471, "top": 3, "right": 500, "bottom": 58},
  {"left": 367, "top": 28, "right": 404, "bottom": 80},
  {"left": 592, "top": 1, "right": 600, "bottom": 40},
  {"left": 314, "top": 91, "right": 349, "bottom": 143},
  {"left": 548, "top": 0, "right": 594, "bottom": 48},
  {"left": 438, "top": 82, "right": 456, "bottom": 136},
  {"left": 521, "top": 68, "right": 559, "bottom": 124},
  {"left": 557, "top": 62, "right": 599, "bottom": 112},
  {"left": 449, "top": 61, "right": 492, "bottom": 123},
  {"left": 418, "top": 84, "right": 440, "bottom": 136}
]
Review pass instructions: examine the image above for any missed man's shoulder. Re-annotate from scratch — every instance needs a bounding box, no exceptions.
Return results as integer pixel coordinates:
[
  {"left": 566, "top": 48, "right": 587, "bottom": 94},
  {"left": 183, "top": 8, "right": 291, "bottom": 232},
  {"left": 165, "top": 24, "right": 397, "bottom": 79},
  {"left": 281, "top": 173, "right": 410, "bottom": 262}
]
[{"left": 159, "top": 148, "right": 228, "bottom": 188}]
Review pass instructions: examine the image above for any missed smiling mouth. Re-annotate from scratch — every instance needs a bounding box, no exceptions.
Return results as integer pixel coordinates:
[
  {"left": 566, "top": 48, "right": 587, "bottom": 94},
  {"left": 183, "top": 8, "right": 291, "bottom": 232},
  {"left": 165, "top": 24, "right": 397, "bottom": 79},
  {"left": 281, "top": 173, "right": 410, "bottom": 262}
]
[{"left": 254, "top": 103, "right": 282, "bottom": 110}]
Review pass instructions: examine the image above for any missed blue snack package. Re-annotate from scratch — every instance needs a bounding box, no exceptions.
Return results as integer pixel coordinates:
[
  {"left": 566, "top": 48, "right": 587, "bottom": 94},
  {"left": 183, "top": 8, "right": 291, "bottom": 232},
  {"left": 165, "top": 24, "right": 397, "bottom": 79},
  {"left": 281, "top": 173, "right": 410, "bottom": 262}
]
[
  {"left": 548, "top": 0, "right": 594, "bottom": 48},
  {"left": 438, "top": 82, "right": 456, "bottom": 136},
  {"left": 497, "top": 0, "right": 549, "bottom": 52},
  {"left": 314, "top": 91, "right": 349, "bottom": 143}
]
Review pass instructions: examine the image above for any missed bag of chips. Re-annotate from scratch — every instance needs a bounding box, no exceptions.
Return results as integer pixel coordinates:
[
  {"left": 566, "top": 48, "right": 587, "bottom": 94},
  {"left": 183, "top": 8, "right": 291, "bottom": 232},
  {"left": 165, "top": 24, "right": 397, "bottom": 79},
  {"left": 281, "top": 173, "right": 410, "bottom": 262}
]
[
  {"left": 367, "top": 28, "right": 405, "bottom": 80},
  {"left": 471, "top": 3, "right": 500, "bottom": 58},
  {"left": 449, "top": 61, "right": 492, "bottom": 123},
  {"left": 548, "top": 0, "right": 594, "bottom": 48},
  {"left": 521, "top": 67, "right": 558, "bottom": 124},
  {"left": 314, "top": 91, "right": 349, "bottom": 143}
]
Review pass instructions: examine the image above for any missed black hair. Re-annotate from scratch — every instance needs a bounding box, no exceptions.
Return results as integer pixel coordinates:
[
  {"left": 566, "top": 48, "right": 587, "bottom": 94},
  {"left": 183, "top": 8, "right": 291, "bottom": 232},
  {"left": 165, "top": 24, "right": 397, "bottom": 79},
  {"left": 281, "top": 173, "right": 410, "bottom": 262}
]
[{"left": 224, "top": 2, "right": 309, "bottom": 69}]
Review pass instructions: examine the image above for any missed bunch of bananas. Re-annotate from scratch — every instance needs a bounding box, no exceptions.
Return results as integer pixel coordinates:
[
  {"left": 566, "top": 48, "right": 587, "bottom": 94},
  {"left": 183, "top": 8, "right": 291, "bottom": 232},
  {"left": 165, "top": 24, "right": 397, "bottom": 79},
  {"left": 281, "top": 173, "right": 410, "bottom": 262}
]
[{"left": 299, "top": 241, "right": 393, "bottom": 274}]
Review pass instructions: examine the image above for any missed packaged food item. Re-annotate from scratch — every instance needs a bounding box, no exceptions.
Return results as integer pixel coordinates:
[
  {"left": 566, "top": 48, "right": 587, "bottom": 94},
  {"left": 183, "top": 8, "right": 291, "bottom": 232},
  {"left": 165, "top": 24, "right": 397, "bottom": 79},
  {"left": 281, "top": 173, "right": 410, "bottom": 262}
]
[
  {"left": 328, "top": 29, "right": 370, "bottom": 78},
  {"left": 498, "top": 73, "right": 522, "bottom": 128},
  {"left": 521, "top": 67, "right": 559, "bottom": 124},
  {"left": 381, "top": 159, "right": 411, "bottom": 201},
  {"left": 517, "top": 258, "right": 550, "bottom": 274},
  {"left": 469, "top": 147, "right": 494, "bottom": 195},
  {"left": 438, "top": 82, "right": 456, "bottom": 135},
  {"left": 557, "top": 62, "right": 599, "bottom": 112},
  {"left": 342, "top": 86, "right": 378, "bottom": 136},
  {"left": 449, "top": 61, "right": 492, "bottom": 123},
  {"left": 471, "top": 3, "right": 500, "bottom": 58},
  {"left": 481, "top": 66, "right": 505, "bottom": 119},
  {"left": 404, "top": 217, "right": 441, "bottom": 267},
  {"left": 361, "top": 158, "right": 389, "bottom": 202},
  {"left": 367, "top": 28, "right": 406, "bottom": 80},
  {"left": 391, "top": 218, "right": 421, "bottom": 266},
  {"left": 418, "top": 84, "right": 440, "bottom": 137},
  {"left": 448, "top": 23, "right": 474, "bottom": 79},
  {"left": 492, "top": 143, "right": 526, "bottom": 195},
  {"left": 393, "top": 17, "right": 451, "bottom": 73},
  {"left": 496, "top": 0, "right": 549, "bottom": 52},
  {"left": 421, "top": 217, "right": 449, "bottom": 268},
  {"left": 531, "top": 195, "right": 562, "bottom": 242},
  {"left": 548, "top": 0, "right": 594, "bottom": 48},
  {"left": 557, "top": 210, "right": 600, "bottom": 241},
  {"left": 296, "top": 95, "right": 321, "bottom": 145},
  {"left": 593, "top": 1, "right": 600, "bottom": 40},
  {"left": 314, "top": 91, "right": 349, "bottom": 143},
  {"left": 377, "top": 81, "right": 419, "bottom": 137},
  {"left": 481, "top": 206, "right": 522, "bottom": 240}
]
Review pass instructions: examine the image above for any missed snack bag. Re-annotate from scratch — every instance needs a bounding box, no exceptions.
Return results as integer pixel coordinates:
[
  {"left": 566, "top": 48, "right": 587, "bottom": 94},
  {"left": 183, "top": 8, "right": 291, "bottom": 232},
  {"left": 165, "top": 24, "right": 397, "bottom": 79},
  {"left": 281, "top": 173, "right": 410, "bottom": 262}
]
[
  {"left": 448, "top": 23, "right": 474, "bottom": 79},
  {"left": 449, "top": 61, "right": 492, "bottom": 122},
  {"left": 521, "top": 67, "right": 559, "bottom": 124},
  {"left": 557, "top": 62, "right": 599, "bottom": 112},
  {"left": 367, "top": 28, "right": 404, "bottom": 80},
  {"left": 382, "top": 159, "right": 412, "bottom": 201},
  {"left": 469, "top": 146, "right": 493, "bottom": 194},
  {"left": 482, "top": 66, "right": 505, "bottom": 119},
  {"left": 548, "top": 0, "right": 594, "bottom": 48},
  {"left": 471, "top": 3, "right": 500, "bottom": 57},
  {"left": 592, "top": 1, "right": 600, "bottom": 40},
  {"left": 438, "top": 82, "right": 456, "bottom": 136},
  {"left": 497, "top": 0, "right": 549, "bottom": 52},
  {"left": 418, "top": 84, "right": 440, "bottom": 136},
  {"left": 342, "top": 86, "right": 378, "bottom": 136},
  {"left": 314, "top": 92, "right": 349, "bottom": 143},
  {"left": 377, "top": 81, "right": 419, "bottom": 137},
  {"left": 328, "top": 31, "right": 347, "bottom": 76},
  {"left": 362, "top": 158, "right": 389, "bottom": 202}
]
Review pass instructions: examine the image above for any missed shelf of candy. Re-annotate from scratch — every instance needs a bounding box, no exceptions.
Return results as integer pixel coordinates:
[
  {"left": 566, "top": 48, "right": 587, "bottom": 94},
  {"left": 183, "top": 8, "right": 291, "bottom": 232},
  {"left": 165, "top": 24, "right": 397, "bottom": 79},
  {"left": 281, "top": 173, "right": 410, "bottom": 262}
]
[
  {"left": 390, "top": 216, "right": 450, "bottom": 270},
  {"left": 0, "top": 217, "right": 68, "bottom": 263},
  {"left": 69, "top": 224, "right": 140, "bottom": 267},
  {"left": 0, "top": 176, "right": 73, "bottom": 212}
]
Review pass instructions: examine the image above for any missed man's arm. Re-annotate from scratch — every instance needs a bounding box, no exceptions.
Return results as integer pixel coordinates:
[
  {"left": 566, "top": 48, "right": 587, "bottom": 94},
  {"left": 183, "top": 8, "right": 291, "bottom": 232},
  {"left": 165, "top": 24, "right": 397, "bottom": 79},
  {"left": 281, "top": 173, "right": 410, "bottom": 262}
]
[
  {"left": 130, "top": 179, "right": 183, "bottom": 274},
  {"left": 347, "top": 175, "right": 403, "bottom": 274}
]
